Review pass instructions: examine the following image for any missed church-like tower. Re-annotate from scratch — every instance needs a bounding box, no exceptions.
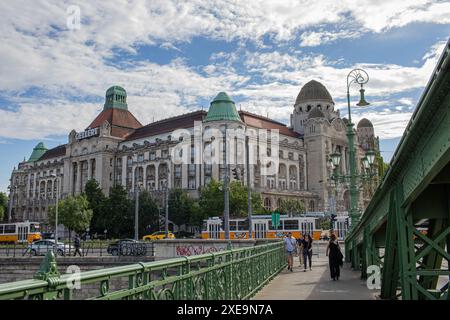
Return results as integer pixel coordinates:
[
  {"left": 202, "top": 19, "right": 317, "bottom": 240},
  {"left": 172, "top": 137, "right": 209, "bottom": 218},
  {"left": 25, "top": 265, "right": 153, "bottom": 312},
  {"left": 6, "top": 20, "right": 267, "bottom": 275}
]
[{"left": 290, "top": 80, "right": 339, "bottom": 134}]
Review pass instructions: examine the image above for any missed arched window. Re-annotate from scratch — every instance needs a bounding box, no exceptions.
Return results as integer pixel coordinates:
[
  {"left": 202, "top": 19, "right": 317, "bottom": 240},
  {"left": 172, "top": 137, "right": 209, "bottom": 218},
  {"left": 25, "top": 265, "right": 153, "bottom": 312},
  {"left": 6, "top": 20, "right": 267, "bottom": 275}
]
[
  {"left": 307, "top": 105, "right": 312, "bottom": 112},
  {"left": 317, "top": 104, "right": 322, "bottom": 110}
]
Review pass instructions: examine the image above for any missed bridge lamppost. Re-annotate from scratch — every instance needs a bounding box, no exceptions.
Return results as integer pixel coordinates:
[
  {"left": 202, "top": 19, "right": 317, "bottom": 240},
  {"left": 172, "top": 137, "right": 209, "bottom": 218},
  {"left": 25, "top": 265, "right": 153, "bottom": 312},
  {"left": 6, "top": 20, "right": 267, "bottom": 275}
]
[{"left": 329, "top": 68, "right": 373, "bottom": 233}]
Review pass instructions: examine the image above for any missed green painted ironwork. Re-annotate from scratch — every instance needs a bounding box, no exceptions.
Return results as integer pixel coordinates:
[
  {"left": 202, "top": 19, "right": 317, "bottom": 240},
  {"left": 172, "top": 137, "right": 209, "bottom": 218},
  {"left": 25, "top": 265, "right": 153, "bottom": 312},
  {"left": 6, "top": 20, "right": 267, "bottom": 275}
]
[
  {"left": 345, "top": 39, "right": 450, "bottom": 300},
  {"left": 0, "top": 242, "right": 285, "bottom": 300}
]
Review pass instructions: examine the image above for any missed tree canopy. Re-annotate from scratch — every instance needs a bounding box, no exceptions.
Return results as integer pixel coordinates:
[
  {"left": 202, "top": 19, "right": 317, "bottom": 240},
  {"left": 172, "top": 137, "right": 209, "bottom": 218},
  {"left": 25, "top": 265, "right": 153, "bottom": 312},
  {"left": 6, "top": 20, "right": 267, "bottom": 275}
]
[
  {"left": 48, "top": 195, "right": 93, "bottom": 235},
  {"left": 0, "top": 192, "right": 8, "bottom": 222}
]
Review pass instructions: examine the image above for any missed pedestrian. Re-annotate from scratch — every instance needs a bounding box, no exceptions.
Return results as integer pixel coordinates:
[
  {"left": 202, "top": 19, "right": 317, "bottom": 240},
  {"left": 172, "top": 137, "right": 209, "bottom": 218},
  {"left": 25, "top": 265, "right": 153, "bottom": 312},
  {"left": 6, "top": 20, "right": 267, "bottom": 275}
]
[
  {"left": 326, "top": 233, "right": 343, "bottom": 281},
  {"left": 296, "top": 234, "right": 304, "bottom": 267},
  {"left": 284, "top": 232, "right": 297, "bottom": 272},
  {"left": 74, "top": 234, "right": 82, "bottom": 257},
  {"left": 300, "top": 234, "right": 313, "bottom": 271}
]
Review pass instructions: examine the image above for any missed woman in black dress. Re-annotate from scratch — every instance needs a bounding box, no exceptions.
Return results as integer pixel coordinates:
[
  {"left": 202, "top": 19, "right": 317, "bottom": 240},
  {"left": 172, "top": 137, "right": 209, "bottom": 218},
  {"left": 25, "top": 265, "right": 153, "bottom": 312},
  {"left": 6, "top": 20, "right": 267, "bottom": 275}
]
[{"left": 326, "top": 233, "right": 343, "bottom": 281}]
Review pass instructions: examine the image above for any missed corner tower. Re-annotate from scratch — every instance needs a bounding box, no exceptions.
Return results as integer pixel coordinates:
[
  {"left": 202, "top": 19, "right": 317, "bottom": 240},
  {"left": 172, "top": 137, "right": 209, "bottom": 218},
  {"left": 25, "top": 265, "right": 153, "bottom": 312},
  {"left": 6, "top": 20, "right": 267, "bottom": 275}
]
[{"left": 291, "top": 80, "right": 337, "bottom": 134}]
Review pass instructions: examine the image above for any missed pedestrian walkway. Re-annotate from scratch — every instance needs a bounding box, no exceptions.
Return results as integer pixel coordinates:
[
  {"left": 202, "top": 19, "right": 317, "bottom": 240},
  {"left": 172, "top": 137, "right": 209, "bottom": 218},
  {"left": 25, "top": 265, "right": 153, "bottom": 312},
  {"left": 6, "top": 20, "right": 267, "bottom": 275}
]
[{"left": 253, "top": 254, "right": 379, "bottom": 300}]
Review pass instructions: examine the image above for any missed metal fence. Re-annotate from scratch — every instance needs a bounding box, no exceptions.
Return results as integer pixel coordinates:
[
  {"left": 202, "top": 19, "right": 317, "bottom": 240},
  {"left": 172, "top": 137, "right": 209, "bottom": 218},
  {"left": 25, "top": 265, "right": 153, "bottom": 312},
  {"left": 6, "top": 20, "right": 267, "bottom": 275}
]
[{"left": 0, "top": 241, "right": 285, "bottom": 300}]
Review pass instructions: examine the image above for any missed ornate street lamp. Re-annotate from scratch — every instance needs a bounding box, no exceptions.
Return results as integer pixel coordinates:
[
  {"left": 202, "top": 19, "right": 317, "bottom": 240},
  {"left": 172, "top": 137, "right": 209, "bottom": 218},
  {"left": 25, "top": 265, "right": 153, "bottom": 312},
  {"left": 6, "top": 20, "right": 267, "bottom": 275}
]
[{"left": 345, "top": 69, "right": 369, "bottom": 232}]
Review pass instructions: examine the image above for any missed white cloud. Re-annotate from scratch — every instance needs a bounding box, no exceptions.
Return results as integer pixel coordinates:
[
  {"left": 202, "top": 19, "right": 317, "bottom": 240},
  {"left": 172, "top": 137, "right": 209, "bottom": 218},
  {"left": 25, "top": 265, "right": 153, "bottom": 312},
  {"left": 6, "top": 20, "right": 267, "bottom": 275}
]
[
  {"left": 300, "top": 30, "right": 361, "bottom": 47},
  {"left": 0, "top": 1, "right": 448, "bottom": 142}
]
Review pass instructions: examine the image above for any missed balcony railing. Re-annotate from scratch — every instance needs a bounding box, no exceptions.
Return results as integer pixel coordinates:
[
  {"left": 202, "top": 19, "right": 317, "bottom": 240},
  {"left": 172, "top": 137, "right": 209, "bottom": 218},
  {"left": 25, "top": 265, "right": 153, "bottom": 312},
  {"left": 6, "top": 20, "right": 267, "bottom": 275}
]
[{"left": 0, "top": 241, "right": 285, "bottom": 300}]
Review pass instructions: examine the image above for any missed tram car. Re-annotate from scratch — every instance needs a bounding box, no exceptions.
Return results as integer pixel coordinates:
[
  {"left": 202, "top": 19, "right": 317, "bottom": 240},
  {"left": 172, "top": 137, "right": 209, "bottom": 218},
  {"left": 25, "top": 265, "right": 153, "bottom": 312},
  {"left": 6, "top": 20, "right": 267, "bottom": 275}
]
[
  {"left": 0, "top": 221, "right": 42, "bottom": 244},
  {"left": 201, "top": 215, "right": 322, "bottom": 240}
]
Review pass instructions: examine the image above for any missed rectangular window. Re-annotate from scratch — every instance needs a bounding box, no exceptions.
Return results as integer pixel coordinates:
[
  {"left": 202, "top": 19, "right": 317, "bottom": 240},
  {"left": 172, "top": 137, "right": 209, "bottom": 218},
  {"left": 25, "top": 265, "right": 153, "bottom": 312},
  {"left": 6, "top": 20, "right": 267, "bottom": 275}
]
[
  {"left": 188, "top": 177, "right": 196, "bottom": 189},
  {"left": 4, "top": 225, "right": 16, "bottom": 234},
  {"left": 237, "top": 220, "right": 249, "bottom": 231},
  {"left": 188, "top": 164, "right": 196, "bottom": 176},
  {"left": 174, "top": 165, "right": 182, "bottom": 178},
  {"left": 268, "top": 221, "right": 282, "bottom": 230},
  {"left": 284, "top": 219, "right": 299, "bottom": 230},
  {"left": 162, "top": 149, "right": 169, "bottom": 158},
  {"left": 150, "top": 152, "right": 156, "bottom": 160},
  {"left": 138, "top": 154, "right": 144, "bottom": 162}
]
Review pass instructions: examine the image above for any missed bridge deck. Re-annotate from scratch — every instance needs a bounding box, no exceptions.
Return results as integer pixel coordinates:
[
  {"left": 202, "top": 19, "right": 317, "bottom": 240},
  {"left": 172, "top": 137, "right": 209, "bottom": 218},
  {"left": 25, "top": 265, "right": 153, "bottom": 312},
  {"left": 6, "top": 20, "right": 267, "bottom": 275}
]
[{"left": 253, "top": 254, "right": 378, "bottom": 300}]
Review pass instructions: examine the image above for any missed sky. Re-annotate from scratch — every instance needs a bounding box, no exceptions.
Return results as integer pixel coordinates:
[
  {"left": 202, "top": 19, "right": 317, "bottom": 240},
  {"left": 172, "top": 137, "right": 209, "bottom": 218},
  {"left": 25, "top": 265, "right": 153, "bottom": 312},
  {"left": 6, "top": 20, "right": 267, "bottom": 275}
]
[{"left": 0, "top": 0, "right": 449, "bottom": 193}]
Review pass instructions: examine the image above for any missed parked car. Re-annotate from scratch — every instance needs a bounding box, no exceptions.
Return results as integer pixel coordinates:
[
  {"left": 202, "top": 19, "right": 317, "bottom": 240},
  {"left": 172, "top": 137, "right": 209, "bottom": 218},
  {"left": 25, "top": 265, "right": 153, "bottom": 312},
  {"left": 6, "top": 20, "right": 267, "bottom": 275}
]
[
  {"left": 174, "top": 231, "right": 195, "bottom": 239},
  {"left": 142, "top": 231, "right": 175, "bottom": 241},
  {"left": 41, "top": 232, "right": 54, "bottom": 240},
  {"left": 27, "top": 239, "right": 75, "bottom": 256},
  {"left": 107, "top": 239, "right": 140, "bottom": 256}
]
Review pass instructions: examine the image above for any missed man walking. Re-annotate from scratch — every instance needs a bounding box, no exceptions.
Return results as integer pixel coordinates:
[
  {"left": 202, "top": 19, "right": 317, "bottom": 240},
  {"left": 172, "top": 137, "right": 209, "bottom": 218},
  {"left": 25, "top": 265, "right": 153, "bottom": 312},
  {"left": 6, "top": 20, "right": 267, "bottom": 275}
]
[
  {"left": 73, "top": 234, "right": 82, "bottom": 257},
  {"left": 284, "top": 232, "right": 297, "bottom": 272}
]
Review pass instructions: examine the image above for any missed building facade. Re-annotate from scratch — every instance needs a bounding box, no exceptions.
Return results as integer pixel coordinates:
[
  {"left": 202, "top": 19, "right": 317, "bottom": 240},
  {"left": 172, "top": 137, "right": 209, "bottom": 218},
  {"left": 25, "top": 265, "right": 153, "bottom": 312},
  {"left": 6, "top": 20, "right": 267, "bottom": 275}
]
[{"left": 8, "top": 81, "right": 380, "bottom": 229}]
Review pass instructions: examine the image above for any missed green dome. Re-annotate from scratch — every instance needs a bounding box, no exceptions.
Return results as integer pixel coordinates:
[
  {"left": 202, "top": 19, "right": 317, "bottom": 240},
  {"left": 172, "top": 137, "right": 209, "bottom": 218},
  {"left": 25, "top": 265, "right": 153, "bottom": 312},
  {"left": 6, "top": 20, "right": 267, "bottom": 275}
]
[
  {"left": 204, "top": 92, "right": 242, "bottom": 123},
  {"left": 28, "top": 142, "right": 48, "bottom": 162},
  {"left": 104, "top": 86, "right": 128, "bottom": 110}
]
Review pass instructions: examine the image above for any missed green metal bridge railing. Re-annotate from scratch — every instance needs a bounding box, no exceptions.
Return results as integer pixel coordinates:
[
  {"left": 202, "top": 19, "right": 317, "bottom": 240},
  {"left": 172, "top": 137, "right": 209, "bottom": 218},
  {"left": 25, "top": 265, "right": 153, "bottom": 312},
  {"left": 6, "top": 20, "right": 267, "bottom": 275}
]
[
  {"left": 344, "top": 39, "right": 450, "bottom": 300},
  {"left": 0, "top": 241, "right": 286, "bottom": 300}
]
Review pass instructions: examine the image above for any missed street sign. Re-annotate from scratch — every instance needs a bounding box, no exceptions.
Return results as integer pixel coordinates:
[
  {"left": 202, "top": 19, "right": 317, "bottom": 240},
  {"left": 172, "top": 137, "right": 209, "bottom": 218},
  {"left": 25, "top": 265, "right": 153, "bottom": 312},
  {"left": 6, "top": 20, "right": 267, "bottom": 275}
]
[{"left": 271, "top": 212, "right": 280, "bottom": 229}]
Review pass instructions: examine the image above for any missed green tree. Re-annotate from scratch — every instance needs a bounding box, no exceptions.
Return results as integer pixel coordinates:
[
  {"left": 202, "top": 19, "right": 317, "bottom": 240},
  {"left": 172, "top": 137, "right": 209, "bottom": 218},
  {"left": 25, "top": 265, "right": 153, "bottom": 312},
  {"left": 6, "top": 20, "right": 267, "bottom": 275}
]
[
  {"left": 84, "top": 179, "right": 107, "bottom": 235},
  {"left": 131, "top": 190, "right": 160, "bottom": 238},
  {"left": 198, "top": 179, "right": 224, "bottom": 218},
  {"left": 169, "top": 188, "right": 195, "bottom": 228},
  {"left": 189, "top": 202, "right": 205, "bottom": 228},
  {"left": 198, "top": 179, "right": 265, "bottom": 218},
  {"left": 48, "top": 195, "right": 93, "bottom": 241},
  {"left": 278, "top": 199, "right": 305, "bottom": 216},
  {"left": 0, "top": 192, "right": 8, "bottom": 222},
  {"left": 102, "top": 185, "right": 133, "bottom": 238},
  {"left": 320, "top": 220, "right": 331, "bottom": 230}
]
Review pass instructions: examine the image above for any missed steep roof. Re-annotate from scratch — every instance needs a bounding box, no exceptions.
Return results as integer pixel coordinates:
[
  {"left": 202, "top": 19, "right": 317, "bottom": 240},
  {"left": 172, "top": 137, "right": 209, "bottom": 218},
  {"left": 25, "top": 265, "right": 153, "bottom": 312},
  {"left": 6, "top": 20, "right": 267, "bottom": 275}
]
[
  {"left": 39, "top": 145, "right": 66, "bottom": 161},
  {"left": 125, "top": 110, "right": 207, "bottom": 141},
  {"left": 204, "top": 92, "right": 242, "bottom": 123},
  {"left": 28, "top": 142, "right": 48, "bottom": 162},
  {"left": 88, "top": 108, "right": 142, "bottom": 138},
  {"left": 239, "top": 111, "right": 301, "bottom": 138}
]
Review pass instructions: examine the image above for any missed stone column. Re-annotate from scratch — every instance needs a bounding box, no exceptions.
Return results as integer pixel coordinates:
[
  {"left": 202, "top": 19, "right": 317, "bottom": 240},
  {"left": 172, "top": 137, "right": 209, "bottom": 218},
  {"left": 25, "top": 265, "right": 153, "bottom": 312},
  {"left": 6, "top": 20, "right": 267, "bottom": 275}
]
[
  {"left": 155, "top": 164, "right": 159, "bottom": 190},
  {"left": 121, "top": 156, "right": 127, "bottom": 186},
  {"left": 143, "top": 165, "right": 147, "bottom": 190},
  {"left": 131, "top": 166, "right": 136, "bottom": 191},
  {"left": 87, "top": 159, "right": 92, "bottom": 181},
  {"left": 168, "top": 161, "right": 173, "bottom": 189},
  {"left": 182, "top": 164, "right": 188, "bottom": 189},
  {"left": 76, "top": 161, "right": 81, "bottom": 194},
  {"left": 296, "top": 163, "right": 300, "bottom": 191}
]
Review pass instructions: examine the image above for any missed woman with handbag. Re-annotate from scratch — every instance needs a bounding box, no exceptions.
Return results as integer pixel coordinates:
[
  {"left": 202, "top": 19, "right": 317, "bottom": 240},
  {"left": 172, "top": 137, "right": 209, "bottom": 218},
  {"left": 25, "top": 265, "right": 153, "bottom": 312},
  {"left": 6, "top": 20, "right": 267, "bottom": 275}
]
[{"left": 326, "top": 233, "right": 343, "bottom": 281}]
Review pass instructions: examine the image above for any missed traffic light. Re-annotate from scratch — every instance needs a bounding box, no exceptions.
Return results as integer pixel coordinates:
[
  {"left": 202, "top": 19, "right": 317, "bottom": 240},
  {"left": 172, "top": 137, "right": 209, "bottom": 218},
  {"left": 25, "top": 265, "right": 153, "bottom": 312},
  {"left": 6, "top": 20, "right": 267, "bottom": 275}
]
[
  {"left": 330, "top": 213, "right": 337, "bottom": 222},
  {"left": 232, "top": 166, "right": 243, "bottom": 181}
]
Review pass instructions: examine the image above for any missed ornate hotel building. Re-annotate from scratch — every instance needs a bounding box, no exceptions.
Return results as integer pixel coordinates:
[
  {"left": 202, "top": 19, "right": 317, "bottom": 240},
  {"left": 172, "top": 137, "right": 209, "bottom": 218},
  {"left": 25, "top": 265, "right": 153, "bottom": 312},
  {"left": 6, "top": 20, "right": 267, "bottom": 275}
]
[{"left": 8, "top": 81, "right": 380, "bottom": 228}]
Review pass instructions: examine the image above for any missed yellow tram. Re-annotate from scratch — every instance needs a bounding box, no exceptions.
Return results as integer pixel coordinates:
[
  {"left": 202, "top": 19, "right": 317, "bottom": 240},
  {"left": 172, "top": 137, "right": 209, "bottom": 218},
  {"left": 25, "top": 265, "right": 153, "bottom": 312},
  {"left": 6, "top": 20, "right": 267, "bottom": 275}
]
[
  {"left": 201, "top": 215, "right": 322, "bottom": 240},
  {"left": 0, "top": 221, "right": 42, "bottom": 244}
]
